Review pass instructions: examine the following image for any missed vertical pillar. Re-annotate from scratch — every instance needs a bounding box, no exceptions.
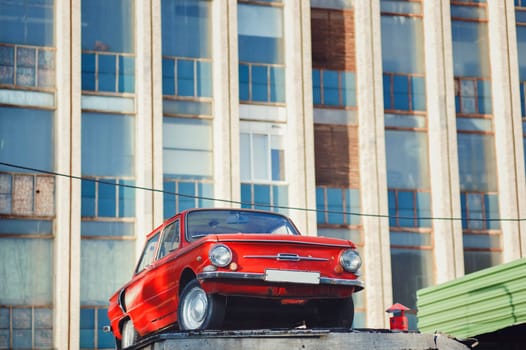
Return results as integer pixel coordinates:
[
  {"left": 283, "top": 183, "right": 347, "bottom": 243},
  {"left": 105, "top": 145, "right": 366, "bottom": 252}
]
[
  {"left": 284, "top": 0, "right": 317, "bottom": 233},
  {"left": 354, "top": 0, "right": 392, "bottom": 329},
  {"left": 424, "top": 0, "right": 464, "bottom": 282},
  {"left": 212, "top": 0, "right": 240, "bottom": 209},
  {"left": 136, "top": 0, "right": 155, "bottom": 251},
  {"left": 54, "top": 0, "right": 81, "bottom": 348},
  {"left": 151, "top": 0, "right": 164, "bottom": 226},
  {"left": 488, "top": 0, "right": 526, "bottom": 261}
]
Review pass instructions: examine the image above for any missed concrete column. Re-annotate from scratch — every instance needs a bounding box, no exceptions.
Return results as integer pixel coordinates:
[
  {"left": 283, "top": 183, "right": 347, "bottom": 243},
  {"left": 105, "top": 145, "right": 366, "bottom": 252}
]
[
  {"left": 135, "top": 0, "right": 155, "bottom": 252},
  {"left": 423, "top": 0, "right": 464, "bottom": 282},
  {"left": 212, "top": 0, "right": 240, "bottom": 209},
  {"left": 488, "top": 0, "right": 526, "bottom": 261},
  {"left": 151, "top": 0, "right": 164, "bottom": 226},
  {"left": 54, "top": 0, "right": 81, "bottom": 348},
  {"left": 354, "top": 0, "right": 392, "bottom": 329},
  {"left": 284, "top": 0, "right": 317, "bottom": 234}
]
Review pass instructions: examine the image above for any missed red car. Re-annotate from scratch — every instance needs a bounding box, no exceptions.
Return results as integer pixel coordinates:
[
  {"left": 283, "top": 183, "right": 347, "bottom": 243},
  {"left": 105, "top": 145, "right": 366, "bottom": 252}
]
[{"left": 107, "top": 208, "right": 364, "bottom": 348}]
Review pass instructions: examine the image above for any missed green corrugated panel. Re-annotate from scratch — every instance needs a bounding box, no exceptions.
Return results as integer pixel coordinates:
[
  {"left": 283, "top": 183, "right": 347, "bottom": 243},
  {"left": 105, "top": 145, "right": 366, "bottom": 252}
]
[{"left": 417, "top": 258, "right": 526, "bottom": 339}]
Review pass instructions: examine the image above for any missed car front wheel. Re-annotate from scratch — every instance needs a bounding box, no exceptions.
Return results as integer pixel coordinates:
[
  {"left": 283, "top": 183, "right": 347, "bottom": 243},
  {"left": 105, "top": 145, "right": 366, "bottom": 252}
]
[{"left": 178, "top": 279, "right": 226, "bottom": 330}]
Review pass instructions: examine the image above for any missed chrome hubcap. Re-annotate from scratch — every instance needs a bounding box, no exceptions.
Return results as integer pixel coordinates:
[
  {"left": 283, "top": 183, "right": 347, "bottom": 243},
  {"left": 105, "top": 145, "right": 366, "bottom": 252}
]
[{"left": 181, "top": 287, "right": 208, "bottom": 330}]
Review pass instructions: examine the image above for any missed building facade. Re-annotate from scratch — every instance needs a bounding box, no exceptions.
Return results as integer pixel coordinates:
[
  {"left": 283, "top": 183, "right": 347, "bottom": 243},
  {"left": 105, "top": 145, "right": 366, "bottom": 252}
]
[{"left": 0, "top": 0, "right": 525, "bottom": 348}]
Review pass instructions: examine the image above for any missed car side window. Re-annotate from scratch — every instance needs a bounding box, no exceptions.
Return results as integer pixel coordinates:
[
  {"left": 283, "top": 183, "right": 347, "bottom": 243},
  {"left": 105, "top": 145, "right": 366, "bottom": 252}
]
[
  {"left": 135, "top": 233, "right": 160, "bottom": 273},
  {"left": 158, "top": 220, "right": 180, "bottom": 259}
]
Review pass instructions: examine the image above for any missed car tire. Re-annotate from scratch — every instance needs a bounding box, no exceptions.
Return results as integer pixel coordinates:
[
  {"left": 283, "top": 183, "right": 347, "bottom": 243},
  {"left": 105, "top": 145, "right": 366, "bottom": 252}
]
[
  {"left": 311, "top": 297, "right": 355, "bottom": 329},
  {"left": 178, "top": 279, "right": 226, "bottom": 330},
  {"left": 120, "top": 318, "right": 138, "bottom": 349}
]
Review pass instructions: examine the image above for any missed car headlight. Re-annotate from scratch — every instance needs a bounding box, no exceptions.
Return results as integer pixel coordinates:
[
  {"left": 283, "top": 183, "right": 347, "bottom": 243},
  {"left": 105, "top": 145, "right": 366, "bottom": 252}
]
[
  {"left": 209, "top": 244, "right": 232, "bottom": 267},
  {"left": 339, "top": 249, "right": 361, "bottom": 273}
]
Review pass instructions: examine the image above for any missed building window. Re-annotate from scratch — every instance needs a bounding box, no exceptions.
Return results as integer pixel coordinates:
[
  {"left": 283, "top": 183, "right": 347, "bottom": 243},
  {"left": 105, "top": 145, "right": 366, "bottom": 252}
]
[
  {"left": 316, "top": 187, "right": 361, "bottom": 226},
  {"left": 0, "top": 106, "right": 55, "bottom": 347},
  {"left": 454, "top": 77, "right": 492, "bottom": 115},
  {"left": 163, "top": 117, "right": 213, "bottom": 218},
  {"left": 80, "top": 307, "right": 114, "bottom": 349},
  {"left": 388, "top": 190, "right": 431, "bottom": 229},
  {"left": 238, "top": 1, "right": 285, "bottom": 104},
  {"left": 240, "top": 122, "right": 287, "bottom": 212},
  {"left": 81, "top": 112, "right": 135, "bottom": 350},
  {"left": 81, "top": 0, "right": 135, "bottom": 94},
  {"left": 313, "top": 69, "right": 356, "bottom": 108},
  {"left": 383, "top": 73, "right": 425, "bottom": 112}
]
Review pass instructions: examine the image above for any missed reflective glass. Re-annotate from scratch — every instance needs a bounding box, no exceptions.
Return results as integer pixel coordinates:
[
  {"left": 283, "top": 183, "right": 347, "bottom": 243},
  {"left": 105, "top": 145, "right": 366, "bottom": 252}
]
[
  {"left": 197, "top": 61, "right": 212, "bottom": 97},
  {"left": 163, "top": 58, "right": 175, "bottom": 95},
  {"left": 252, "top": 65, "right": 269, "bottom": 102},
  {"left": 177, "top": 59, "right": 195, "bottom": 97},
  {"left": 81, "top": 53, "right": 96, "bottom": 91},
  {"left": 345, "top": 188, "right": 361, "bottom": 225},
  {"left": 390, "top": 247, "right": 433, "bottom": 329},
  {"left": 238, "top": 4, "right": 284, "bottom": 64},
  {"left": 0, "top": 239, "right": 53, "bottom": 304},
  {"left": 178, "top": 182, "right": 196, "bottom": 211},
  {"left": 464, "top": 251, "right": 501, "bottom": 274},
  {"left": 381, "top": 16, "right": 424, "bottom": 74},
  {"left": 452, "top": 21, "right": 490, "bottom": 77},
  {"left": 239, "top": 64, "right": 250, "bottom": 101},
  {"left": 457, "top": 133, "right": 497, "bottom": 191},
  {"left": 411, "top": 76, "right": 426, "bottom": 111},
  {"left": 0, "top": 0, "right": 54, "bottom": 46},
  {"left": 342, "top": 72, "right": 356, "bottom": 107},
  {"left": 98, "top": 180, "right": 116, "bottom": 217},
  {"left": 162, "top": 0, "right": 211, "bottom": 58},
  {"left": 80, "top": 240, "right": 135, "bottom": 303},
  {"left": 397, "top": 191, "right": 414, "bottom": 227},
  {"left": 82, "top": 113, "right": 135, "bottom": 176},
  {"left": 163, "top": 117, "right": 212, "bottom": 177},
  {"left": 98, "top": 55, "right": 116, "bottom": 92},
  {"left": 477, "top": 80, "right": 492, "bottom": 114},
  {"left": 254, "top": 184, "right": 271, "bottom": 210},
  {"left": 253, "top": 134, "right": 270, "bottom": 180},
  {"left": 393, "top": 75, "right": 409, "bottom": 110},
  {"left": 312, "top": 69, "right": 322, "bottom": 105},
  {"left": 270, "top": 66, "right": 285, "bottom": 102},
  {"left": 316, "top": 187, "right": 326, "bottom": 224},
  {"left": 118, "top": 55, "right": 135, "bottom": 93},
  {"left": 81, "top": 0, "right": 134, "bottom": 53},
  {"left": 385, "top": 130, "right": 430, "bottom": 189},
  {"left": 81, "top": 180, "right": 96, "bottom": 217},
  {"left": 0, "top": 107, "right": 53, "bottom": 172},
  {"left": 323, "top": 70, "right": 339, "bottom": 106},
  {"left": 327, "top": 188, "right": 344, "bottom": 224}
]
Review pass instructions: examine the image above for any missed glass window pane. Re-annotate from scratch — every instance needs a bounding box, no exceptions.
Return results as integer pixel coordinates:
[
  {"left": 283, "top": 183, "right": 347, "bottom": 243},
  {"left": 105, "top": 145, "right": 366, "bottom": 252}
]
[
  {"left": 393, "top": 75, "right": 409, "bottom": 110},
  {"left": 163, "top": 181, "right": 176, "bottom": 218},
  {"left": 312, "top": 69, "right": 321, "bottom": 105},
  {"left": 316, "top": 187, "right": 326, "bottom": 224},
  {"left": 386, "top": 130, "right": 430, "bottom": 189},
  {"left": 82, "top": 113, "right": 135, "bottom": 176},
  {"left": 327, "top": 188, "right": 344, "bottom": 224},
  {"left": 457, "top": 133, "right": 497, "bottom": 191},
  {"left": 177, "top": 59, "right": 195, "bottom": 97},
  {"left": 253, "top": 134, "right": 269, "bottom": 180},
  {"left": 178, "top": 182, "right": 196, "bottom": 211},
  {"left": 98, "top": 54, "right": 116, "bottom": 92},
  {"left": 162, "top": 0, "right": 211, "bottom": 58},
  {"left": 82, "top": 0, "right": 134, "bottom": 53},
  {"left": 411, "top": 76, "right": 426, "bottom": 111},
  {"left": 238, "top": 4, "right": 284, "bottom": 64},
  {"left": 252, "top": 65, "right": 268, "bottom": 102},
  {"left": 81, "top": 180, "right": 96, "bottom": 217},
  {"left": 118, "top": 55, "right": 135, "bottom": 93},
  {"left": 81, "top": 53, "right": 96, "bottom": 91},
  {"left": 464, "top": 251, "right": 501, "bottom": 274},
  {"left": 98, "top": 179, "right": 116, "bottom": 217},
  {"left": 239, "top": 64, "right": 250, "bottom": 101},
  {"left": 0, "top": 0, "right": 54, "bottom": 46},
  {"left": 0, "top": 239, "right": 53, "bottom": 304},
  {"left": 381, "top": 16, "right": 424, "bottom": 74},
  {"left": 323, "top": 70, "right": 339, "bottom": 106},
  {"left": 342, "top": 71, "right": 356, "bottom": 107},
  {"left": 0, "top": 107, "right": 53, "bottom": 172},
  {"left": 254, "top": 184, "right": 271, "bottom": 210},
  {"left": 197, "top": 61, "right": 212, "bottom": 97},
  {"left": 270, "top": 66, "right": 285, "bottom": 102},
  {"left": 397, "top": 191, "right": 415, "bottom": 227},
  {"left": 241, "top": 183, "right": 252, "bottom": 209},
  {"left": 119, "top": 180, "right": 135, "bottom": 217},
  {"left": 240, "top": 133, "right": 252, "bottom": 181},
  {"left": 163, "top": 58, "right": 175, "bottom": 95},
  {"left": 452, "top": 21, "right": 490, "bottom": 77},
  {"left": 81, "top": 240, "right": 135, "bottom": 303}
]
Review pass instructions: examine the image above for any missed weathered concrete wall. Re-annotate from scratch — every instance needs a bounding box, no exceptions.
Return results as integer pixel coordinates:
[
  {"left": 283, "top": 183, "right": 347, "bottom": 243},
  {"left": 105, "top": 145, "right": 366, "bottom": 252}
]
[{"left": 134, "top": 330, "right": 469, "bottom": 350}]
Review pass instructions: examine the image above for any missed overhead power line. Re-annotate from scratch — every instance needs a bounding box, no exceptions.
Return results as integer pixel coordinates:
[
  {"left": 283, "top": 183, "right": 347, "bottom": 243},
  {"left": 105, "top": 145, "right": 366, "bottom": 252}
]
[{"left": 0, "top": 161, "right": 523, "bottom": 223}]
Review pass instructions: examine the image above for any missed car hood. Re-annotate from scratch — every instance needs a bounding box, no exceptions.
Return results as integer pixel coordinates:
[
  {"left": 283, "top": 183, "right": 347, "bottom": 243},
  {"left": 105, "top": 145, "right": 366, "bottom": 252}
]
[{"left": 203, "top": 233, "right": 356, "bottom": 249}]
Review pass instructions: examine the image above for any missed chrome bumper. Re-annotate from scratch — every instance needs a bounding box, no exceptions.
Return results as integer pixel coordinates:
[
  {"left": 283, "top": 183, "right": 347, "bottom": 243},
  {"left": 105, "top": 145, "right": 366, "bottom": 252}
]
[{"left": 197, "top": 271, "right": 365, "bottom": 291}]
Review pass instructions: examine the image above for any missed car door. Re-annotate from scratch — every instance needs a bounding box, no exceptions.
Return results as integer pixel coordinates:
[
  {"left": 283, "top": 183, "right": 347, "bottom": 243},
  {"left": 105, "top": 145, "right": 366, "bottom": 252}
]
[
  {"left": 124, "top": 232, "right": 162, "bottom": 335},
  {"left": 147, "top": 219, "right": 182, "bottom": 330}
]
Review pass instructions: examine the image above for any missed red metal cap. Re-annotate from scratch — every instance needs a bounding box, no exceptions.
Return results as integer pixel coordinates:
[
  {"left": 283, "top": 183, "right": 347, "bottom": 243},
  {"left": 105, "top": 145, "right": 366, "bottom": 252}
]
[{"left": 385, "top": 303, "right": 411, "bottom": 313}]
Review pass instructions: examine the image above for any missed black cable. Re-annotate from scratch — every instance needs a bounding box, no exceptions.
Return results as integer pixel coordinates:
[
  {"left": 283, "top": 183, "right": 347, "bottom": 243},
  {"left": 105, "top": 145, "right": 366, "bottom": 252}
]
[{"left": 1, "top": 160, "right": 523, "bottom": 222}]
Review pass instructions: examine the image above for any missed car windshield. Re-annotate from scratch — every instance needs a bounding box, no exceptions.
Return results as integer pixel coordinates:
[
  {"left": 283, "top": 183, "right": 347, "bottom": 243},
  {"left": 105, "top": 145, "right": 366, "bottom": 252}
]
[{"left": 186, "top": 210, "right": 299, "bottom": 241}]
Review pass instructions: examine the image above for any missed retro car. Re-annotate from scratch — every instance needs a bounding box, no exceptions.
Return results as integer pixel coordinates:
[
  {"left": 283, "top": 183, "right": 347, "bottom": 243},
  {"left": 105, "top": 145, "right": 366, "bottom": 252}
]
[{"left": 107, "top": 208, "right": 364, "bottom": 348}]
